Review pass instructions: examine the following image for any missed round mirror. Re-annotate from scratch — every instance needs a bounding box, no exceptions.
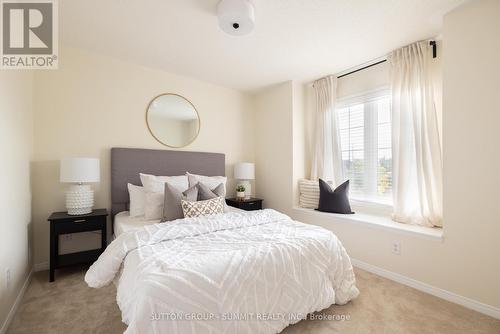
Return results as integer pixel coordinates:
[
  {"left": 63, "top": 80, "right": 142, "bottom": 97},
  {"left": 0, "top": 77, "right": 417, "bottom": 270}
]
[{"left": 146, "top": 94, "right": 200, "bottom": 148}]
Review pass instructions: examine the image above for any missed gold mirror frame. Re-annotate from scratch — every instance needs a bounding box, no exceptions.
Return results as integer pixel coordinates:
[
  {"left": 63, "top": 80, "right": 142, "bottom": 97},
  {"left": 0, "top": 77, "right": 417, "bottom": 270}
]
[{"left": 145, "top": 93, "right": 201, "bottom": 148}]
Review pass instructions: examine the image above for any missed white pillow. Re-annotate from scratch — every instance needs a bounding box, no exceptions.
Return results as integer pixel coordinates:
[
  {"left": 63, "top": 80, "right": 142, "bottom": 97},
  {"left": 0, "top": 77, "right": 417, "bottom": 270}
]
[
  {"left": 140, "top": 173, "right": 189, "bottom": 193},
  {"left": 140, "top": 174, "right": 189, "bottom": 220},
  {"left": 187, "top": 172, "right": 227, "bottom": 192},
  {"left": 144, "top": 192, "right": 164, "bottom": 220},
  {"left": 127, "top": 183, "right": 145, "bottom": 217},
  {"left": 298, "top": 179, "right": 334, "bottom": 209}
]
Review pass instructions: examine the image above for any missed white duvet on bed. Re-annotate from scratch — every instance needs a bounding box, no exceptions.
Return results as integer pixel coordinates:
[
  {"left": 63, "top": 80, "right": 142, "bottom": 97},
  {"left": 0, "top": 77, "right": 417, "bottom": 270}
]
[
  {"left": 114, "top": 211, "right": 160, "bottom": 236},
  {"left": 86, "top": 209, "right": 359, "bottom": 334}
]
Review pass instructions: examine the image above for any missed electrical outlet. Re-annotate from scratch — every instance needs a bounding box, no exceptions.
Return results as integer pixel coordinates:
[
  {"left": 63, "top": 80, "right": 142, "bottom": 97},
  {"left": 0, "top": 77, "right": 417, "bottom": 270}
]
[
  {"left": 391, "top": 242, "right": 401, "bottom": 255},
  {"left": 5, "top": 268, "right": 11, "bottom": 289},
  {"left": 63, "top": 234, "right": 73, "bottom": 241}
]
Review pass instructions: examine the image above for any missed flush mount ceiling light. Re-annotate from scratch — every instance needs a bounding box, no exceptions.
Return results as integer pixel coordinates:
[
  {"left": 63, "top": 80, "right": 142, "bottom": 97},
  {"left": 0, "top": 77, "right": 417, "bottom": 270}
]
[{"left": 217, "top": 0, "right": 255, "bottom": 36}]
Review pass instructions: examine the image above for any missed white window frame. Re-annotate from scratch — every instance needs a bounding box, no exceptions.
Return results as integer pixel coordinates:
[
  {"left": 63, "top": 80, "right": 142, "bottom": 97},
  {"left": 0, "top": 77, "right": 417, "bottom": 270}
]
[{"left": 336, "top": 87, "right": 393, "bottom": 214}]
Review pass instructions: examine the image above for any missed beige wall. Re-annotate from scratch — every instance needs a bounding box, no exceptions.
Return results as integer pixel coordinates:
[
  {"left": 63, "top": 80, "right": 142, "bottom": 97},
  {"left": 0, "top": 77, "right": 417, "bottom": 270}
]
[
  {"left": 255, "top": 0, "right": 500, "bottom": 311},
  {"left": 337, "top": 61, "right": 390, "bottom": 99},
  {"left": 292, "top": 82, "right": 307, "bottom": 207},
  {"left": 441, "top": 0, "right": 500, "bottom": 307},
  {"left": 254, "top": 82, "right": 294, "bottom": 213},
  {"left": 0, "top": 71, "right": 34, "bottom": 330},
  {"left": 32, "top": 47, "right": 255, "bottom": 265}
]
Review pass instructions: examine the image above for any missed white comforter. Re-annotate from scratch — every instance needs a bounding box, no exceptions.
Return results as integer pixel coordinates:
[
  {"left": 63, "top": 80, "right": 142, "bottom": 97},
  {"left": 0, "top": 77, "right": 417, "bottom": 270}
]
[{"left": 85, "top": 209, "right": 359, "bottom": 334}]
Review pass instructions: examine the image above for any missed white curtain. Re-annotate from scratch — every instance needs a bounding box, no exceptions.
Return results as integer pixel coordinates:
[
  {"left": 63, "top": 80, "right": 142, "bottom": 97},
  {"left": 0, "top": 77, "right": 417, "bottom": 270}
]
[
  {"left": 310, "top": 76, "right": 344, "bottom": 186},
  {"left": 389, "top": 41, "right": 443, "bottom": 227}
]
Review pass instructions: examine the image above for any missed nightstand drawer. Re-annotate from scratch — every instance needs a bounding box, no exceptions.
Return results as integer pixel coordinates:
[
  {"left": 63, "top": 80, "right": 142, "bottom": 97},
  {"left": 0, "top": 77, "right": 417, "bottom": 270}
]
[
  {"left": 53, "top": 216, "right": 105, "bottom": 234},
  {"left": 226, "top": 198, "right": 263, "bottom": 211},
  {"left": 240, "top": 201, "right": 261, "bottom": 210}
]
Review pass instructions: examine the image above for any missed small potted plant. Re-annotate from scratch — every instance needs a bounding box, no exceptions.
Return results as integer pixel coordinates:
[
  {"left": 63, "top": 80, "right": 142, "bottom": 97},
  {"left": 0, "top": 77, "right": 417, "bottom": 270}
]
[{"left": 236, "top": 185, "right": 246, "bottom": 200}]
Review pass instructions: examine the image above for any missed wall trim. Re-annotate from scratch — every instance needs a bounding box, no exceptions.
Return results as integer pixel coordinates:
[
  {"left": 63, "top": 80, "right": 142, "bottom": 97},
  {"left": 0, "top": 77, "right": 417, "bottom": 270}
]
[
  {"left": 33, "top": 262, "right": 49, "bottom": 272},
  {"left": 0, "top": 270, "right": 32, "bottom": 334},
  {"left": 351, "top": 258, "right": 500, "bottom": 320}
]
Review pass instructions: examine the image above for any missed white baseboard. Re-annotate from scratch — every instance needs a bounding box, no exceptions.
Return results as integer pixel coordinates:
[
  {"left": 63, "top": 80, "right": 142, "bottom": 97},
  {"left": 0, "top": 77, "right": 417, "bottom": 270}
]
[
  {"left": 351, "top": 258, "right": 500, "bottom": 320},
  {"left": 0, "top": 270, "right": 33, "bottom": 334},
  {"left": 33, "top": 262, "right": 48, "bottom": 272}
]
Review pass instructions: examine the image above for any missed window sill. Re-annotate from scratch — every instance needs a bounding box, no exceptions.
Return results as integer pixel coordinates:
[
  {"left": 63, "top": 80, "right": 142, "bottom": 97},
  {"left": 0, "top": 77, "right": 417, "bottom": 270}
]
[{"left": 292, "top": 207, "right": 443, "bottom": 241}]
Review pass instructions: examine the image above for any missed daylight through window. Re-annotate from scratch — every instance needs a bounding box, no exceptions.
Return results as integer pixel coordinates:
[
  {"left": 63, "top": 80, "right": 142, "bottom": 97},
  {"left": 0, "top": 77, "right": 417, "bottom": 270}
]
[{"left": 337, "top": 92, "right": 392, "bottom": 205}]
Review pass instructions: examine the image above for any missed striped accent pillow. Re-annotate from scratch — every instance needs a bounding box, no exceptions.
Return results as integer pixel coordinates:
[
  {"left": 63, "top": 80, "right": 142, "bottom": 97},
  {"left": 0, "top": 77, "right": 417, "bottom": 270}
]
[
  {"left": 181, "top": 197, "right": 224, "bottom": 218},
  {"left": 298, "top": 179, "right": 334, "bottom": 209}
]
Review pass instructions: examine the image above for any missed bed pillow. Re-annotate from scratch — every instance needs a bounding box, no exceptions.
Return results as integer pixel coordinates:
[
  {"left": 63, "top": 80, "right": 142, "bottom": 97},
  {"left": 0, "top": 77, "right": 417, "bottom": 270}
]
[
  {"left": 181, "top": 197, "right": 224, "bottom": 218},
  {"left": 127, "top": 183, "right": 145, "bottom": 217},
  {"left": 197, "top": 182, "right": 229, "bottom": 212},
  {"left": 298, "top": 179, "right": 334, "bottom": 209},
  {"left": 316, "top": 179, "right": 354, "bottom": 214},
  {"left": 187, "top": 172, "right": 227, "bottom": 193},
  {"left": 197, "top": 182, "right": 224, "bottom": 199},
  {"left": 140, "top": 173, "right": 189, "bottom": 193},
  {"left": 161, "top": 183, "right": 198, "bottom": 222},
  {"left": 144, "top": 191, "right": 164, "bottom": 220}
]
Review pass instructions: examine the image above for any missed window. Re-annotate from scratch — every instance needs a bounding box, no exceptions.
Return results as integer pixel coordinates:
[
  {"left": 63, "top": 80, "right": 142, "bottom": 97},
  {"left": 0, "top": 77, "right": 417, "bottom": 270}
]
[{"left": 337, "top": 91, "right": 392, "bottom": 205}]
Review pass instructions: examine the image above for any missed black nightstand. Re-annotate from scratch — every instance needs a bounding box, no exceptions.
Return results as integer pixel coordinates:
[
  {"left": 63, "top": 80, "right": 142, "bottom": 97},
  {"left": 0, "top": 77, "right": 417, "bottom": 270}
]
[
  {"left": 47, "top": 209, "right": 108, "bottom": 282},
  {"left": 226, "top": 198, "right": 263, "bottom": 211}
]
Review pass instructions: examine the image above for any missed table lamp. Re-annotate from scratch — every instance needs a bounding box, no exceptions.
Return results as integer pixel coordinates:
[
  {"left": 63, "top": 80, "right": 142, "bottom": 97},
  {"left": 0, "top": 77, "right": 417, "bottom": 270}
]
[
  {"left": 234, "top": 162, "right": 254, "bottom": 199},
  {"left": 60, "top": 158, "right": 100, "bottom": 215}
]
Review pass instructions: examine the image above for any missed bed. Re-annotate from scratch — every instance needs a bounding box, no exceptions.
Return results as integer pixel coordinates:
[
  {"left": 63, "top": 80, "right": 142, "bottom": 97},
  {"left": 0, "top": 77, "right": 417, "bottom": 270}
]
[
  {"left": 85, "top": 147, "right": 359, "bottom": 334},
  {"left": 114, "top": 207, "right": 245, "bottom": 237}
]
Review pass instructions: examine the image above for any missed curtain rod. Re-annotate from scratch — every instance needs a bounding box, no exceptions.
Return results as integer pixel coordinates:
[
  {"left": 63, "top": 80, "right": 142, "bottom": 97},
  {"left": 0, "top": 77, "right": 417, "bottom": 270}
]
[{"left": 337, "top": 41, "right": 437, "bottom": 79}]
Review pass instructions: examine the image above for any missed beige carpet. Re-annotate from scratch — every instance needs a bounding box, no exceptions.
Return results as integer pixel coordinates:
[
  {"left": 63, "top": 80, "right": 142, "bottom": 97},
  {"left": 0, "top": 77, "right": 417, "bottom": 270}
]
[{"left": 7, "top": 266, "right": 500, "bottom": 334}]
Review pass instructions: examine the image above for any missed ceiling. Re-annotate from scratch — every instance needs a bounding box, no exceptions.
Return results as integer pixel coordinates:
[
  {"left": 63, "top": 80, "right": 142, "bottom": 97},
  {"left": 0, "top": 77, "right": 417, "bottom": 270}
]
[{"left": 60, "top": 0, "right": 465, "bottom": 93}]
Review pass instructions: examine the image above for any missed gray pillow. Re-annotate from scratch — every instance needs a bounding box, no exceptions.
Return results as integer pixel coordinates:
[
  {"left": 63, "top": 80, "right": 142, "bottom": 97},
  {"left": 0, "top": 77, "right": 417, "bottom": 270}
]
[
  {"left": 316, "top": 179, "right": 354, "bottom": 214},
  {"left": 197, "top": 182, "right": 229, "bottom": 212},
  {"left": 197, "top": 182, "right": 224, "bottom": 199},
  {"left": 161, "top": 183, "right": 198, "bottom": 222}
]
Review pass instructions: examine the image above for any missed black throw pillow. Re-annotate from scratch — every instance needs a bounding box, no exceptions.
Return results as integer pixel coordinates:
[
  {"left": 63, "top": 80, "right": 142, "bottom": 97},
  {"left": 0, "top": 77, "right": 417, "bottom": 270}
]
[{"left": 316, "top": 179, "right": 354, "bottom": 214}]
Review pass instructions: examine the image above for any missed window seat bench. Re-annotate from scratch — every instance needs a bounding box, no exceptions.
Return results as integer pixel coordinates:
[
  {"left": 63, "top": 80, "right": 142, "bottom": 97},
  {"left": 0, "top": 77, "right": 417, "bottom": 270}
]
[{"left": 292, "top": 207, "right": 443, "bottom": 241}]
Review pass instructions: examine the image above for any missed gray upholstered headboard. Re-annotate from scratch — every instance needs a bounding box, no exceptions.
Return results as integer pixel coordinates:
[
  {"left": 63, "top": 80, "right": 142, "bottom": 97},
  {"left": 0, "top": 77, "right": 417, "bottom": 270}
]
[{"left": 111, "top": 147, "right": 225, "bottom": 220}]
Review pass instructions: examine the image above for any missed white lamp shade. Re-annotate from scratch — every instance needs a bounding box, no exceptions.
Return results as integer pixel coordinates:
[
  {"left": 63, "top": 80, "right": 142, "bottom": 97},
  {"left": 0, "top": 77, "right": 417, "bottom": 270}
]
[
  {"left": 234, "top": 162, "right": 255, "bottom": 180},
  {"left": 60, "top": 158, "right": 100, "bottom": 183}
]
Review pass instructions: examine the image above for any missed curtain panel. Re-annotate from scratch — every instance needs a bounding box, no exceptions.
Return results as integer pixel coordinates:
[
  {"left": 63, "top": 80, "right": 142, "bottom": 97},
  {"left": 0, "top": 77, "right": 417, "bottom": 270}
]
[
  {"left": 310, "top": 76, "right": 344, "bottom": 186},
  {"left": 389, "top": 41, "right": 443, "bottom": 227}
]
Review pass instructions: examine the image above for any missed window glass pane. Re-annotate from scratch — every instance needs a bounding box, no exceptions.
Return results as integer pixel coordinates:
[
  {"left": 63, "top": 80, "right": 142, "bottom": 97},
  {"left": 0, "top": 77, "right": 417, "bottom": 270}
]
[
  {"left": 377, "top": 148, "right": 392, "bottom": 200},
  {"left": 349, "top": 127, "right": 364, "bottom": 150},
  {"left": 350, "top": 105, "right": 364, "bottom": 128},
  {"left": 341, "top": 151, "right": 350, "bottom": 161},
  {"left": 338, "top": 108, "right": 349, "bottom": 129},
  {"left": 340, "top": 129, "right": 349, "bottom": 149},
  {"left": 378, "top": 123, "right": 391, "bottom": 149},
  {"left": 345, "top": 150, "right": 364, "bottom": 196},
  {"left": 336, "top": 92, "right": 392, "bottom": 206}
]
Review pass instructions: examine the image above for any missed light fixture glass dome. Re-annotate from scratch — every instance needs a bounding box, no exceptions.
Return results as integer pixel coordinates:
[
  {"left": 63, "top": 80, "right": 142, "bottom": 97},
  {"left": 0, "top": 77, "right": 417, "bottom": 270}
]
[{"left": 217, "top": 0, "right": 255, "bottom": 36}]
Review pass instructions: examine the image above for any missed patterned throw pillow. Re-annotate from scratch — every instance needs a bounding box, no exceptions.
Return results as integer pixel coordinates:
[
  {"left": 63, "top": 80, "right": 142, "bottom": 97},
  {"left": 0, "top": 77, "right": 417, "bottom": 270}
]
[{"left": 181, "top": 197, "right": 224, "bottom": 218}]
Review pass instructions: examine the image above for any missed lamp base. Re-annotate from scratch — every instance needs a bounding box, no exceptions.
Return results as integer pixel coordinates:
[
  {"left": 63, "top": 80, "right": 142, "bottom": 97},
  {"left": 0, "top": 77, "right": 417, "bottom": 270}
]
[
  {"left": 237, "top": 180, "right": 252, "bottom": 199},
  {"left": 66, "top": 184, "right": 94, "bottom": 216}
]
